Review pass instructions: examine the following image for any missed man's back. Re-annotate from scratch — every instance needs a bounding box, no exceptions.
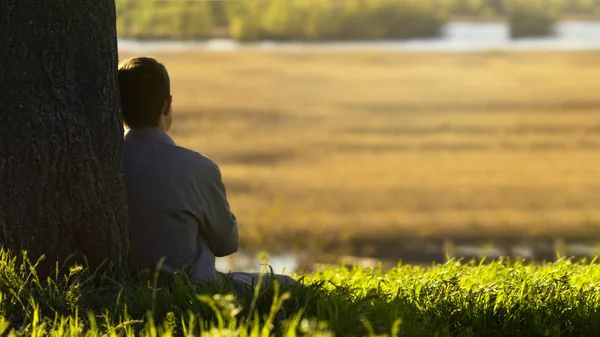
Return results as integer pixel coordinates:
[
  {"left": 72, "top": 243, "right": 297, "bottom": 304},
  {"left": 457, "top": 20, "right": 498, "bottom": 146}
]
[
  {"left": 118, "top": 56, "right": 296, "bottom": 294},
  {"left": 123, "top": 129, "right": 238, "bottom": 282}
]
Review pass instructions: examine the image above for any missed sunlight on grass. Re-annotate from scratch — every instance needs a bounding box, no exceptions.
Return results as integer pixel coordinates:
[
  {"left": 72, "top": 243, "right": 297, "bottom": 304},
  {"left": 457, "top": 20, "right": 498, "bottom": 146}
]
[{"left": 0, "top": 250, "right": 599, "bottom": 336}]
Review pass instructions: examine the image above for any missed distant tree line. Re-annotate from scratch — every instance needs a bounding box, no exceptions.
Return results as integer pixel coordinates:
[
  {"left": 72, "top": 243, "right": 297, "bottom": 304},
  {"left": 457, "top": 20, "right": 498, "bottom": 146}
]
[
  {"left": 115, "top": 0, "right": 600, "bottom": 41},
  {"left": 448, "top": 0, "right": 597, "bottom": 18}
]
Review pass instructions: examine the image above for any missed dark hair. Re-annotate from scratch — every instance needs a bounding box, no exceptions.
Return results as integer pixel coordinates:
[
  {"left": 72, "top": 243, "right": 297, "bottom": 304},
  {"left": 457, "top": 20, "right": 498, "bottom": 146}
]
[{"left": 118, "top": 57, "right": 171, "bottom": 129}]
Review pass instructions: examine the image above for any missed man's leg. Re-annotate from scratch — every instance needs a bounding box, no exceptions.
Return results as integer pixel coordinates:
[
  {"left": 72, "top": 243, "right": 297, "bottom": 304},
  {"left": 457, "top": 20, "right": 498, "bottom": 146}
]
[
  {"left": 214, "top": 271, "right": 253, "bottom": 297},
  {"left": 223, "top": 271, "right": 298, "bottom": 332},
  {"left": 228, "top": 272, "right": 298, "bottom": 289},
  {"left": 215, "top": 271, "right": 298, "bottom": 297}
]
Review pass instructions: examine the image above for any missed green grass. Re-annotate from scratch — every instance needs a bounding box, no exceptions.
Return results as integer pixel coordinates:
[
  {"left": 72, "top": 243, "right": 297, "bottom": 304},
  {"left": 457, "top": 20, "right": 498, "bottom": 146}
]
[
  {"left": 115, "top": 0, "right": 600, "bottom": 41},
  {"left": 1, "top": 250, "right": 600, "bottom": 336}
]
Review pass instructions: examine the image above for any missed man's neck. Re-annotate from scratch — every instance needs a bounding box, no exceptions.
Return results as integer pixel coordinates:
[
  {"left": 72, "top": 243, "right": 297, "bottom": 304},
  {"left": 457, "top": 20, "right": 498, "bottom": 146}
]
[
  {"left": 127, "top": 126, "right": 167, "bottom": 133},
  {"left": 125, "top": 128, "right": 176, "bottom": 146}
]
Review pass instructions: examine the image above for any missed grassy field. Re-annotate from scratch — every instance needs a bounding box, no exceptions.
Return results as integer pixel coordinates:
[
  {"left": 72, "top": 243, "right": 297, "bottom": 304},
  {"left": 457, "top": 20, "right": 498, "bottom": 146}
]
[
  {"left": 3, "top": 250, "right": 600, "bottom": 336},
  {"left": 118, "top": 50, "right": 600, "bottom": 252}
]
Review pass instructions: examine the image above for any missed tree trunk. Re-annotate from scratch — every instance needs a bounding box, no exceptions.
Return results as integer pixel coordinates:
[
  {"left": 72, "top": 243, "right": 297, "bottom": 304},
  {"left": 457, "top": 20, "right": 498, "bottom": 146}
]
[{"left": 0, "top": 0, "right": 129, "bottom": 276}]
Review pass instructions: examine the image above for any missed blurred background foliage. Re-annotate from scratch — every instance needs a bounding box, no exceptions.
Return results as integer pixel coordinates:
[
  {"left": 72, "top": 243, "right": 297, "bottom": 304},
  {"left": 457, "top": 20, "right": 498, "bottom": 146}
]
[{"left": 115, "top": 0, "right": 600, "bottom": 40}]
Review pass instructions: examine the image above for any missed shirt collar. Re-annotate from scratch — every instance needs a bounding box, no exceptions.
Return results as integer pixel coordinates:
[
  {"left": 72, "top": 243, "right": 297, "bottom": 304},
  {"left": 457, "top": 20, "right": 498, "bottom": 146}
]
[{"left": 124, "top": 128, "right": 176, "bottom": 146}]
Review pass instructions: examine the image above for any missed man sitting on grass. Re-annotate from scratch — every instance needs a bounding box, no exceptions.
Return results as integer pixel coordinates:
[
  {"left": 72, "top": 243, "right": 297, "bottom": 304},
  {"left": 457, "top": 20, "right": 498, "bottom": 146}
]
[{"left": 118, "top": 56, "right": 296, "bottom": 294}]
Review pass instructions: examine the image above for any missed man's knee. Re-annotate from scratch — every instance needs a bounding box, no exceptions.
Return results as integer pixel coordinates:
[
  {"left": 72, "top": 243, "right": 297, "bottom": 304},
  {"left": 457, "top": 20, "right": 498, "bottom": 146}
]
[{"left": 269, "top": 274, "right": 298, "bottom": 287}]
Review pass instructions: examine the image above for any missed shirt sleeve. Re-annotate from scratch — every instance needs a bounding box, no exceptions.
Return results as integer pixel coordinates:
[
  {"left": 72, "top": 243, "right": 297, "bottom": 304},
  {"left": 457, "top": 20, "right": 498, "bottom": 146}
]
[{"left": 197, "top": 164, "right": 239, "bottom": 257}]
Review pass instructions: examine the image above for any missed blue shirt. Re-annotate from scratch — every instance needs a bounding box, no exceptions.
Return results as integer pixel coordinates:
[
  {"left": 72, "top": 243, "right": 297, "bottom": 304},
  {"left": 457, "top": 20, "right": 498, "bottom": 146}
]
[{"left": 123, "top": 129, "right": 238, "bottom": 282}]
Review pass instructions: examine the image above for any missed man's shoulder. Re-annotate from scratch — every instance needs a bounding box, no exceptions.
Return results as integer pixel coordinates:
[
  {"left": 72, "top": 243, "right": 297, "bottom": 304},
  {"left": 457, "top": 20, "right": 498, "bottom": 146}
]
[
  {"left": 172, "top": 146, "right": 222, "bottom": 175},
  {"left": 123, "top": 132, "right": 222, "bottom": 177}
]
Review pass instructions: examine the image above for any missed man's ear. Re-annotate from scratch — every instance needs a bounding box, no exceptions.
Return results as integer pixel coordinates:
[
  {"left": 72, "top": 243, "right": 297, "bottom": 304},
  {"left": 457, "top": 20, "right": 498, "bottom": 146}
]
[{"left": 162, "top": 95, "right": 172, "bottom": 116}]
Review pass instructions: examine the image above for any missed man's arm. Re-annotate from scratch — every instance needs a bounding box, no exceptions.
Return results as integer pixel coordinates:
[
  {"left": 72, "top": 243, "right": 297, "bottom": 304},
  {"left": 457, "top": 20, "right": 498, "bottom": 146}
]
[{"left": 197, "top": 165, "right": 239, "bottom": 257}]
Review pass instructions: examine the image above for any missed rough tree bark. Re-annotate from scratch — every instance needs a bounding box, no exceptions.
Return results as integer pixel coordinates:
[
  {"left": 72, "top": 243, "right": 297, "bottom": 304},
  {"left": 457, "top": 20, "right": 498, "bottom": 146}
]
[{"left": 0, "top": 0, "right": 129, "bottom": 276}]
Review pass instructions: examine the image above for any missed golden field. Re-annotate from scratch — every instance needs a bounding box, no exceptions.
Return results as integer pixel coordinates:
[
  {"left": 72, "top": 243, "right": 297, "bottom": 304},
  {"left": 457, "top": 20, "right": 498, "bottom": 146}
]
[{"left": 119, "top": 50, "right": 600, "bottom": 252}]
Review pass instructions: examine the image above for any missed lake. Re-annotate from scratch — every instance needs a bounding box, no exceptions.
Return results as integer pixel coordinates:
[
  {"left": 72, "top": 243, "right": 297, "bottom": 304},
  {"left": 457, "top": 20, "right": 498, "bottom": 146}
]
[
  {"left": 118, "top": 21, "right": 600, "bottom": 53},
  {"left": 217, "top": 240, "right": 600, "bottom": 275}
]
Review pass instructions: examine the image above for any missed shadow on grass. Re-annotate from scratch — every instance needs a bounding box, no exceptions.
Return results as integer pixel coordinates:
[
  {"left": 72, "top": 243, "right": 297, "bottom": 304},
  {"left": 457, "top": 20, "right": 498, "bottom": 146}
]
[{"left": 0, "top": 250, "right": 339, "bottom": 336}]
